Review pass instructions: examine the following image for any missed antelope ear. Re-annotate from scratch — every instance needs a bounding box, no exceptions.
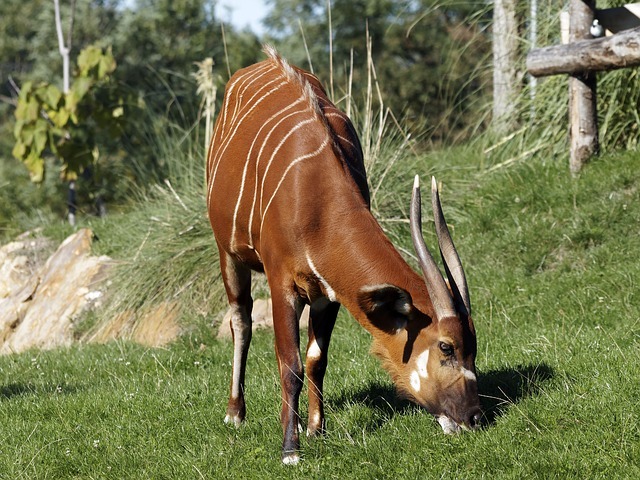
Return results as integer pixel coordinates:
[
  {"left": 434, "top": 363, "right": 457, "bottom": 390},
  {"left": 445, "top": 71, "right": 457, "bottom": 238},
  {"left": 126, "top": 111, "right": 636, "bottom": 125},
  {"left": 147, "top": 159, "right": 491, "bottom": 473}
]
[{"left": 357, "top": 284, "right": 412, "bottom": 333}]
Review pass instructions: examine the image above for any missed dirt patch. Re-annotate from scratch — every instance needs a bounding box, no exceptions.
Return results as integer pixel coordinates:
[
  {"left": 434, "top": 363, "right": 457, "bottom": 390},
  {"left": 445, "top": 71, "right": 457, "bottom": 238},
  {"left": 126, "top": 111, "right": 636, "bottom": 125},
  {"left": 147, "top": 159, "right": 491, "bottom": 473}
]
[{"left": 90, "top": 301, "right": 181, "bottom": 347}]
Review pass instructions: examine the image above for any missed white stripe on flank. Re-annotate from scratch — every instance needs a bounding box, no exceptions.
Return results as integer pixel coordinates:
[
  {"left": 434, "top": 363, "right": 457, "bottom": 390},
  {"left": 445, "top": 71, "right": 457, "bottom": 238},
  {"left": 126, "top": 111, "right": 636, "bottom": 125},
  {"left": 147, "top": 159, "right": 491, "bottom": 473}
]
[
  {"left": 207, "top": 79, "right": 287, "bottom": 205},
  {"left": 247, "top": 106, "right": 309, "bottom": 247},
  {"left": 229, "top": 99, "right": 305, "bottom": 249},
  {"left": 211, "top": 75, "right": 283, "bottom": 169},
  {"left": 211, "top": 63, "right": 274, "bottom": 178},
  {"left": 258, "top": 117, "right": 318, "bottom": 212},
  {"left": 335, "top": 134, "right": 356, "bottom": 149},
  {"left": 305, "top": 252, "right": 337, "bottom": 302},
  {"left": 223, "top": 63, "right": 274, "bottom": 135},
  {"left": 260, "top": 136, "right": 330, "bottom": 236}
]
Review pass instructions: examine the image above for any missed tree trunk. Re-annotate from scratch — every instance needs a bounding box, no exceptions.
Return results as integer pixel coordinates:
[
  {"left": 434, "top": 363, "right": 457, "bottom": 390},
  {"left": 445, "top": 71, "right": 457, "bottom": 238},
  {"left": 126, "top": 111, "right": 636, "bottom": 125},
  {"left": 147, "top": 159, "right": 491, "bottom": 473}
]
[
  {"left": 492, "top": 0, "right": 520, "bottom": 133},
  {"left": 54, "top": 0, "right": 79, "bottom": 225}
]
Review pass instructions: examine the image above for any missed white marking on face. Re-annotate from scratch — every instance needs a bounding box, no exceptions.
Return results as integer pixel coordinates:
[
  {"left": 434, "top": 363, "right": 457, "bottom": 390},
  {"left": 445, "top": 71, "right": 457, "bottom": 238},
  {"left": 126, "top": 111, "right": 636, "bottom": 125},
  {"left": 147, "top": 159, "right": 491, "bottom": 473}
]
[
  {"left": 410, "top": 370, "right": 421, "bottom": 392},
  {"left": 460, "top": 367, "right": 477, "bottom": 382},
  {"left": 304, "top": 251, "right": 337, "bottom": 302},
  {"left": 395, "top": 298, "right": 411, "bottom": 315},
  {"left": 416, "top": 349, "right": 430, "bottom": 379},
  {"left": 436, "top": 415, "right": 461, "bottom": 434},
  {"left": 306, "top": 339, "right": 322, "bottom": 359}
]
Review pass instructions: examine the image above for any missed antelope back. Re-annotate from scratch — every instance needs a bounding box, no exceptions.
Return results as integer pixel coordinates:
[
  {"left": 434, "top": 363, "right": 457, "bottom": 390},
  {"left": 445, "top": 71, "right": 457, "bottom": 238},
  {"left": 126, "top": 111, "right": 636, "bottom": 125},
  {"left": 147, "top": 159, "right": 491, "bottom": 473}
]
[{"left": 207, "top": 46, "right": 368, "bottom": 261}]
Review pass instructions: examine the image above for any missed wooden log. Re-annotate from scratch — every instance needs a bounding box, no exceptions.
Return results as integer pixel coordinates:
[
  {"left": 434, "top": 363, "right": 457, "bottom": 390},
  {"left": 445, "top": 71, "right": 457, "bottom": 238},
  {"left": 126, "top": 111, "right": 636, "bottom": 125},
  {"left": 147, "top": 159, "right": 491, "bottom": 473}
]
[
  {"left": 526, "top": 25, "right": 640, "bottom": 76},
  {"left": 569, "top": 0, "right": 598, "bottom": 175}
]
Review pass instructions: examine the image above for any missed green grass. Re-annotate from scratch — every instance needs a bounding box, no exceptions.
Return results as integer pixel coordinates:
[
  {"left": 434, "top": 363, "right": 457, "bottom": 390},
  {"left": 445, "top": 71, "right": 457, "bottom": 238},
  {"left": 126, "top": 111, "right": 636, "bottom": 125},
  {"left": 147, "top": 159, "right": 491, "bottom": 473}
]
[{"left": 1, "top": 145, "right": 639, "bottom": 478}]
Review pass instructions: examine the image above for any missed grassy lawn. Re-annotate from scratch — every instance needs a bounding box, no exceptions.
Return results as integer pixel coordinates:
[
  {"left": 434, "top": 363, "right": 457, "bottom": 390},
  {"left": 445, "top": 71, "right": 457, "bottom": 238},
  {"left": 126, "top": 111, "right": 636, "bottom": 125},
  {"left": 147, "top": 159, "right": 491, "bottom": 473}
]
[{"left": 0, "top": 147, "right": 638, "bottom": 478}]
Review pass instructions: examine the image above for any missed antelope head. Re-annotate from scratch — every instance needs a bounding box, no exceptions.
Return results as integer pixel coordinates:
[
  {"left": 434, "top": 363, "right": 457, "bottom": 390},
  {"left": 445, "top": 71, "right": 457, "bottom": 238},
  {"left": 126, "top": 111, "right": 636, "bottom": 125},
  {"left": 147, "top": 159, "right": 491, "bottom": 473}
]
[{"left": 363, "top": 176, "right": 481, "bottom": 433}]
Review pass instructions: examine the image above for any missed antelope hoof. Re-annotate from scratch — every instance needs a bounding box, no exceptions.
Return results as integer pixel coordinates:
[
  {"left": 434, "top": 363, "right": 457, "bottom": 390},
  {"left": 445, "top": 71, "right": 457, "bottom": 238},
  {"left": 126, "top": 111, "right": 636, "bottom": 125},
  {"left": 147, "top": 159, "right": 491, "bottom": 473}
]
[
  {"left": 306, "top": 417, "right": 325, "bottom": 437},
  {"left": 282, "top": 452, "right": 301, "bottom": 465},
  {"left": 224, "top": 413, "right": 243, "bottom": 427}
]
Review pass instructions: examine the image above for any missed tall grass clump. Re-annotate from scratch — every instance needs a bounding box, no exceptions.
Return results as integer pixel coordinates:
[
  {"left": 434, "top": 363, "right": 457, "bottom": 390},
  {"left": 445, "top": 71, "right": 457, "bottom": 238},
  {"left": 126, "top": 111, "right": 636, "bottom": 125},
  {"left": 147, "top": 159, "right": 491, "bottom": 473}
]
[{"left": 83, "top": 118, "right": 227, "bottom": 339}]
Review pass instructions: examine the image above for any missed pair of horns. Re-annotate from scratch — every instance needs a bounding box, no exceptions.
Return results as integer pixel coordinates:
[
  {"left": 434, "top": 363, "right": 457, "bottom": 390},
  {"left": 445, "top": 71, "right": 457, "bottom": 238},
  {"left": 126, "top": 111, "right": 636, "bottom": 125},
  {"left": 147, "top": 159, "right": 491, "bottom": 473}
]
[{"left": 410, "top": 176, "right": 470, "bottom": 321}]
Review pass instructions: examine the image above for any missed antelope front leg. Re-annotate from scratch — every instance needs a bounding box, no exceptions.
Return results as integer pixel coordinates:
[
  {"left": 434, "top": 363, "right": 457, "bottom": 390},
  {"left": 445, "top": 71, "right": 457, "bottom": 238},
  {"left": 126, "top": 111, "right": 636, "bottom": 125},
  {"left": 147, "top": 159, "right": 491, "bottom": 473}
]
[
  {"left": 271, "top": 289, "right": 304, "bottom": 465},
  {"left": 305, "top": 300, "right": 339, "bottom": 437}
]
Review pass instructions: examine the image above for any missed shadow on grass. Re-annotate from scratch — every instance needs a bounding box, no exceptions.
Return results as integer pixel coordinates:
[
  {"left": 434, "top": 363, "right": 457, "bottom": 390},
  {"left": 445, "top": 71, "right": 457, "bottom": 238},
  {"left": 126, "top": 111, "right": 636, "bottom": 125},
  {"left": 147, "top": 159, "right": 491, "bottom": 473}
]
[
  {"left": 479, "top": 363, "right": 554, "bottom": 425},
  {"left": 329, "top": 362, "right": 554, "bottom": 431},
  {"left": 329, "top": 382, "right": 415, "bottom": 432},
  {"left": 0, "top": 382, "right": 81, "bottom": 400}
]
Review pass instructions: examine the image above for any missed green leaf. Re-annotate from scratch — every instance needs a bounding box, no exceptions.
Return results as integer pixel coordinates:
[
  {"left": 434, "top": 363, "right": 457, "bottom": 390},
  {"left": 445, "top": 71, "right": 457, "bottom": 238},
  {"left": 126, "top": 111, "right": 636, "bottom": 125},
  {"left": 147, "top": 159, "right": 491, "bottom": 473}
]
[
  {"left": 23, "top": 150, "right": 44, "bottom": 183},
  {"left": 98, "top": 52, "right": 117, "bottom": 79},
  {"left": 18, "top": 81, "right": 33, "bottom": 101},
  {"left": 77, "top": 45, "right": 102, "bottom": 75},
  {"left": 33, "top": 129, "right": 48, "bottom": 155},
  {"left": 13, "top": 119, "right": 24, "bottom": 139},
  {"left": 12, "top": 140, "right": 26, "bottom": 160},
  {"left": 20, "top": 123, "right": 34, "bottom": 146},
  {"left": 65, "top": 90, "right": 79, "bottom": 117},
  {"left": 71, "top": 76, "right": 93, "bottom": 101},
  {"left": 44, "top": 84, "right": 62, "bottom": 109},
  {"left": 15, "top": 100, "right": 27, "bottom": 121},
  {"left": 33, "top": 118, "right": 48, "bottom": 133},
  {"left": 16, "top": 97, "right": 39, "bottom": 122},
  {"left": 25, "top": 98, "right": 39, "bottom": 122},
  {"left": 48, "top": 107, "right": 70, "bottom": 128}
]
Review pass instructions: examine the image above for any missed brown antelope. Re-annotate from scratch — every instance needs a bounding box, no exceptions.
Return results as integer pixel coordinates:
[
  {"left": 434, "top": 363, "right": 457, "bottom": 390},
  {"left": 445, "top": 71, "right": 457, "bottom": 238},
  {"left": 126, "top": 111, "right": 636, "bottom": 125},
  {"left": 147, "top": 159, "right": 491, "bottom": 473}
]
[{"left": 207, "top": 46, "right": 481, "bottom": 464}]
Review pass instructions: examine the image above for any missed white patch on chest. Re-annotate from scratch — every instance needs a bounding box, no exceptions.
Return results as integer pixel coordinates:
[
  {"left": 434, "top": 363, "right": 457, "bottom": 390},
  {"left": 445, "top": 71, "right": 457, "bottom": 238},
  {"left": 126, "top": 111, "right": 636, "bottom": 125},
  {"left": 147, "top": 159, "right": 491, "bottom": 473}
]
[{"left": 416, "top": 349, "right": 429, "bottom": 379}]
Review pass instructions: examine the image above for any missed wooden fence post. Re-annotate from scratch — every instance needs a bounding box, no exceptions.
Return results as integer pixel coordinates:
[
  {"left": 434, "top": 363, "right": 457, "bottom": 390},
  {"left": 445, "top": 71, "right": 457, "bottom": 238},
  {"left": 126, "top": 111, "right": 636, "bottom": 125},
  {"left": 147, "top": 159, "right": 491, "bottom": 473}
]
[
  {"left": 569, "top": 0, "right": 598, "bottom": 175},
  {"left": 492, "top": 0, "right": 520, "bottom": 133}
]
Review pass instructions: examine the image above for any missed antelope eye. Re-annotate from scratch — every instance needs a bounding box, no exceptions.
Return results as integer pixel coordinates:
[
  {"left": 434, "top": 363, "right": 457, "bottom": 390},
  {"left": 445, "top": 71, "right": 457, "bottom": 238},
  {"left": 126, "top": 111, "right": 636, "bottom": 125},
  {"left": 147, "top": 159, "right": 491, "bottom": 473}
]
[{"left": 438, "top": 342, "right": 454, "bottom": 356}]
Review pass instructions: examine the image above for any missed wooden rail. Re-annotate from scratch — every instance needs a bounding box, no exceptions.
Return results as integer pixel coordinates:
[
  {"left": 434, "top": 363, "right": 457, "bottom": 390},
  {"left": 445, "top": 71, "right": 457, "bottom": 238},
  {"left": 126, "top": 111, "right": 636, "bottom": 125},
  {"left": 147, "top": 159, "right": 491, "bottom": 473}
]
[{"left": 525, "top": 1, "right": 640, "bottom": 174}]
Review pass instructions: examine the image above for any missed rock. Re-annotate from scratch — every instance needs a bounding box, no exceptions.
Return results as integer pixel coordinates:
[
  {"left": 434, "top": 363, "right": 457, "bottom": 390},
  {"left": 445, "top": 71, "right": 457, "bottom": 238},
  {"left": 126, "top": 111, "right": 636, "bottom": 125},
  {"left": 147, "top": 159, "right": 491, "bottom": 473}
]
[
  {"left": 0, "top": 228, "right": 111, "bottom": 354},
  {"left": 217, "top": 298, "right": 309, "bottom": 339},
  {"left": 0, "top": 232, "right": 52, "bottom": 298}
]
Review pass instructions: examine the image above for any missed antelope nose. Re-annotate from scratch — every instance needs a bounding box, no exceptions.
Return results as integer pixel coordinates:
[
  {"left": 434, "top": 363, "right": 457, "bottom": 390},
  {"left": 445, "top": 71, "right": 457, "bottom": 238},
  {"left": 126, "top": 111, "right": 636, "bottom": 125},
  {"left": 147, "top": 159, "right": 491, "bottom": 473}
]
[{"left": 468, "top": 408, "right": 483, "bottom": 429}]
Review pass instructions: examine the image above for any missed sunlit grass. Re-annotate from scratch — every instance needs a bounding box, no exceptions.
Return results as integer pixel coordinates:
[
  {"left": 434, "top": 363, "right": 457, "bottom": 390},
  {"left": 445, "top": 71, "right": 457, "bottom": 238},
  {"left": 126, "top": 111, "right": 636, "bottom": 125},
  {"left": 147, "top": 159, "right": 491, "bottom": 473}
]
[{"left": 1, "top": 143, "right": 639, "bottom": 477}]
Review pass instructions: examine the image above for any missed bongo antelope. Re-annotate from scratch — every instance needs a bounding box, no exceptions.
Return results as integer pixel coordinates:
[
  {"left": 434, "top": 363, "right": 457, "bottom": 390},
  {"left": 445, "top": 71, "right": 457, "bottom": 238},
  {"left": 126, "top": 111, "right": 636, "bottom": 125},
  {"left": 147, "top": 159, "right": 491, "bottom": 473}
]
[{"left": 207, "top": 46, "right": 481, "bottom": 464}]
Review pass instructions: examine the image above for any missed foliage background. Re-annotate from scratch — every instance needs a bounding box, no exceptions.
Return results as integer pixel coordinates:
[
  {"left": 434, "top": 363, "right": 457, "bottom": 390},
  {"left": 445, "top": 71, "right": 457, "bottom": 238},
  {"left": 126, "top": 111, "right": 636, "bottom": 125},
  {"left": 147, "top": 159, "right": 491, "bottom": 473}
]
[{"left": 0, "top": 0, "right": 638, "bottom": 477}]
